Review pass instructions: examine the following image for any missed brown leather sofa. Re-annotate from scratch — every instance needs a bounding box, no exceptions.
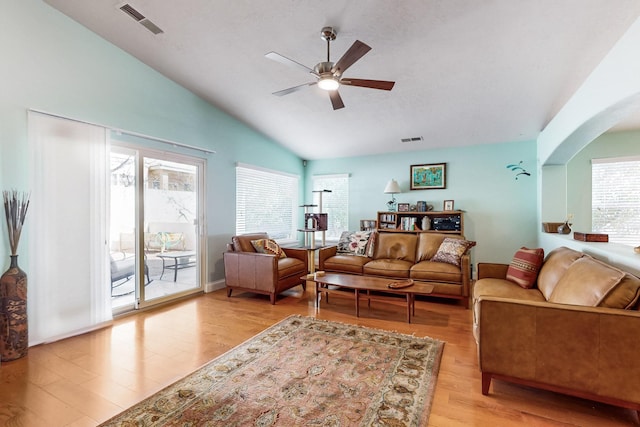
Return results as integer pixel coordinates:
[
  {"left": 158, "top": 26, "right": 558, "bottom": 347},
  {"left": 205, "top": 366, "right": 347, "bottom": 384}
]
[
  {"left": 473, "top": 246, "right": 640, "bottom": 416},
  {"left": 223, "top": 233, "right": 308, "bottom": 304},
  {"left": 318, "top": 232, "right": 472, "bottom": 307}
]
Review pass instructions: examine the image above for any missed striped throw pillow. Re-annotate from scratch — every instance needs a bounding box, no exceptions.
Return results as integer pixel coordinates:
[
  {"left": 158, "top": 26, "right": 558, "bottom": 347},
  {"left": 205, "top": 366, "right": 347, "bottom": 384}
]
[{"left": 506, "top": 247, "right": 544, "bottom": 289}]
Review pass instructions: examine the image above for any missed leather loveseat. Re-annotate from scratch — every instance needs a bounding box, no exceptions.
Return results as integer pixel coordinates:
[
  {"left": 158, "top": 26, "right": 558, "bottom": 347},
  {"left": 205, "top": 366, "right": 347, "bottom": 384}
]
[
  {"left": 318, "top": 231, "right": 474, "bottom": 308},
  {"left": 473, "top": 246, "right": 640, "bottom": 416},
  {"left": 223, "top": 233, "right": 308, "bottom": 304}
]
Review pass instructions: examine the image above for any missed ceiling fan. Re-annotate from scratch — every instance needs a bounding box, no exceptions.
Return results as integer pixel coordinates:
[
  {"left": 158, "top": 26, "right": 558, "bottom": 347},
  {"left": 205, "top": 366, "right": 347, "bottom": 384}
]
[{"left": 265, "top": 27, "right": 395, "bottom": 110}]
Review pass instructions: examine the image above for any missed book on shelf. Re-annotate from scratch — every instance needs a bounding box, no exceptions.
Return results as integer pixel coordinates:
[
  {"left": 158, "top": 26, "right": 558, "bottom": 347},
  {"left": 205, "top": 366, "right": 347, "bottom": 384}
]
[
  {"left": 380, "top": 213, "right": 396, "bottom": 222},
  {"left": 401, "top": 217, "right": 417, "bottom": 231}
]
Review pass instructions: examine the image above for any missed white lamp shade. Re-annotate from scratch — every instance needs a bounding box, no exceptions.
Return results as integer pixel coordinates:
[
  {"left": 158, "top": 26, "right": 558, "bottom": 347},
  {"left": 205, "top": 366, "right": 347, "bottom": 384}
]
[{"left": 384, "top": 179, "right": 401, "bottom": 194}]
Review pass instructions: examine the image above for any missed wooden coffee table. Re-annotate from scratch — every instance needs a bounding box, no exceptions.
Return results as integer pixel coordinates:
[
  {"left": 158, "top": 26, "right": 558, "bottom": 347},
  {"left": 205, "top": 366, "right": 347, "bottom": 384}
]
[{"left": 305, "top": 273, "right": 434, "bottom": 323}]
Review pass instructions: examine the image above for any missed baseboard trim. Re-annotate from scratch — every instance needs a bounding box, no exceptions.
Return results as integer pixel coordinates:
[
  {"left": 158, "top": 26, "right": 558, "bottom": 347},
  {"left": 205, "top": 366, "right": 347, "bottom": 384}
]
[{"left": 205, "top": 279, "right": 226, "bottom": 293}]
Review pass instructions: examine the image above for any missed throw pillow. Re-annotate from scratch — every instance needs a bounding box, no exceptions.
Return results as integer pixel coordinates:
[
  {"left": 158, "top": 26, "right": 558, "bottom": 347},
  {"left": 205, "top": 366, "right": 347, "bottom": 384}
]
[
  {"left": 337, "top": 231, "right": 375, "bottom": 257},
  {"left": 506, "top": 247, "right": 545, "bottom": 289},
  {"left": 365, "top": 231, "right": 378, "bottom": 258},
  {"left": 548, "top": 256, "right": 625, "bottom": 306},
  {"left": 431, "top": 238, "right": 476, "bottom": 267},
  {"left": 250, "top": 239, "right": 287, "bottom": 258}
]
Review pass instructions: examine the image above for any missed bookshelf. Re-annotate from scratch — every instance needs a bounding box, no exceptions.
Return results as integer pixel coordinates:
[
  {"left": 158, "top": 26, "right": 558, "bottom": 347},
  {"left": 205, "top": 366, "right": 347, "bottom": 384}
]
[
  {"left": 360, "top": 219, "right": 377, "bottom": 231},
  {"left": 377, "top": 210, "right": 464, "bottom": 235}
]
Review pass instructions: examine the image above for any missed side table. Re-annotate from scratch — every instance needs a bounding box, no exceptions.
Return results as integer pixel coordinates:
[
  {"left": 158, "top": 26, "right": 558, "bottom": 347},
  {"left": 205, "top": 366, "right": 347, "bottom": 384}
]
[{"left": 294, "top": 244, "right": 326, "bottom": 273}]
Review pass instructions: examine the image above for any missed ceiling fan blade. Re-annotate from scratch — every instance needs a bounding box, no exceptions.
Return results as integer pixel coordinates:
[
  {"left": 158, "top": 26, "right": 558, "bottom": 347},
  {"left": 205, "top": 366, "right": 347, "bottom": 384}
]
[
  {"left": 265, "top": 51, "right": 318, "bottom": 76},
  {"left": 331, "top": 40, "right": 371, "bottom": 76},
  {"left": 272, "top": 82, "right": 317, "bottom": 96},
  {"left": 341, "top": 78, "right": 395, "bottom": 91},
  {"left": 329, "top": 90, "right": 345, "bottom": 110}
]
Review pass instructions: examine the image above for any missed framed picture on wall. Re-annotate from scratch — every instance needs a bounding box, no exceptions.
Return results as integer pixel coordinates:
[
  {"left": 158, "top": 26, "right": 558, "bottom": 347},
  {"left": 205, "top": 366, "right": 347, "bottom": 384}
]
[
  {"left": 410, "top": 163, "right": 446, "bottom": 190},
  {"left": 443, "top": 200, "right": 455, "bottom": 211},
  {"left": 397, "top": 203, "right": 410, "bottom": 212}
]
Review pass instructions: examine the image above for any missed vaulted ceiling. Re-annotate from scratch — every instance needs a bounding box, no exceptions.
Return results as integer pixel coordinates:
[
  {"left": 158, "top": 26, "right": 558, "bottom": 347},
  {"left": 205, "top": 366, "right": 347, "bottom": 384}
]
[{"left": 44, "top": 0, "right": 640, "bottom": 159}]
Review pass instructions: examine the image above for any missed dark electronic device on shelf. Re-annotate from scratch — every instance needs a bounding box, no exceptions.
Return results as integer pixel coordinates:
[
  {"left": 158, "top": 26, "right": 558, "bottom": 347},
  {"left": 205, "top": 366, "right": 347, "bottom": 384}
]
[{"left": 432, "top": 216, "right": 461, "bottom": 231}]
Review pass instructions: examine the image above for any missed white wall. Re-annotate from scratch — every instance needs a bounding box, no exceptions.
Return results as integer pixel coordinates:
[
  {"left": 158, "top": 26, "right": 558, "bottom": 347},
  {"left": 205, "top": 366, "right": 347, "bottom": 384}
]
[
  {"left": 536, "top": 16, "right": 640, "bottom": 274},
  {"left": 538, "top": 17, "right": 640, "bottom": 166}
]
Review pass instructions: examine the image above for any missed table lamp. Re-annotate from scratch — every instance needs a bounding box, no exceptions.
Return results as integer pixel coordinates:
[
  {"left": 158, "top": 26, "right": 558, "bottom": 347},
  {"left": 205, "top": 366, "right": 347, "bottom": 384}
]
[{"left": 384, "top": 179, "right": 401, "bottom": 211}]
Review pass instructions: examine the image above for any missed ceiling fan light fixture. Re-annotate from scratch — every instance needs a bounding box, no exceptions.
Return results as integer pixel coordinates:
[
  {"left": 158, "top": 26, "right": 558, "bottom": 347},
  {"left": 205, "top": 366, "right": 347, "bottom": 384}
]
[
  {"left": 315, "top": 63, "right": 338, "bottom": 90},
  {"left": 318, "top": 77, "right": 339, "bottom": 91}
]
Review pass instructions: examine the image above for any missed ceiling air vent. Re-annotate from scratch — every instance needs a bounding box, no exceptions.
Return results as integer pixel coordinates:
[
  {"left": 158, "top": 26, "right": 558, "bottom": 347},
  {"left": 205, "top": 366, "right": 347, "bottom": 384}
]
[
  {"left": 400, "top": 136, "right": 424, "bottom": 143},
  {"left": 140, "top": 19, "right": 163, "bottom": 35},
  {"left": 120, "top": 4, "right": 145, "bottom": 21},
  {"left": 119, "top": 3, "right": 164, "bottom": 35}
]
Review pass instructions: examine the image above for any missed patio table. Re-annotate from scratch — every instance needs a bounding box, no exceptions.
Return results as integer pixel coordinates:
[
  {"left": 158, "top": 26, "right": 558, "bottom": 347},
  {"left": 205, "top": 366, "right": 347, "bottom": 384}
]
[{"left": 157, "top": 251, "right": 196, "bottom": 282}]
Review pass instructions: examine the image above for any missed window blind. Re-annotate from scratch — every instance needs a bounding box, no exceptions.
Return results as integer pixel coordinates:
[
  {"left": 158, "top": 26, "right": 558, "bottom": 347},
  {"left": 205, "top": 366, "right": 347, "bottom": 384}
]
[
  {"left": 236, "top": 164, "right": 298, "bottom": 241},
  {"left": 312, "top": 174, "right": 349, "bottom": 240},
  {"left": 592, "top": 156, "right": 640, "bottom": 245}
]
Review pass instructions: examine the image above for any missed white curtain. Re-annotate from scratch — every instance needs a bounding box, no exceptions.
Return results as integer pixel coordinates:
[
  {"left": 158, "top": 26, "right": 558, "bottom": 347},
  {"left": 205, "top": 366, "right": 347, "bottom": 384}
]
[{"left": 28, "top": 111, "right": 112, "bottom": 345}]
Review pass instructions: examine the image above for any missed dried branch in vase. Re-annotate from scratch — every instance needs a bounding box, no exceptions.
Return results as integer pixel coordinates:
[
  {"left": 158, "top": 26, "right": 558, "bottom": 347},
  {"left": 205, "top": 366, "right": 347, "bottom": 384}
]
[{"left": 3, "top": 190, "right": 30, "bottom": 256}]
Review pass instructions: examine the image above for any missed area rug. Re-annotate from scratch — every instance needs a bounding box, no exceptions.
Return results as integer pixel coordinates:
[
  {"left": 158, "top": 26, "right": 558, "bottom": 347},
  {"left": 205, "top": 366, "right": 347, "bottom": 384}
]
[{"left": 100, "top": 315, "right": 445, "bottom": 426}]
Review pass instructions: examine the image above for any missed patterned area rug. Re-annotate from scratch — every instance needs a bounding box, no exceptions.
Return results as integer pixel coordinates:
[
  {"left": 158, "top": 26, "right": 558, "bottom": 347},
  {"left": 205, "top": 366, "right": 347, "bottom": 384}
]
[{"left": 100, "top": 315, "right": 445, "bottom": 426}]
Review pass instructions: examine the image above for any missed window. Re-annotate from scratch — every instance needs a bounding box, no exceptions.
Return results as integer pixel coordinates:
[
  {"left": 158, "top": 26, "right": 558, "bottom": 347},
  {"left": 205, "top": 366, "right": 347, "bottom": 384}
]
[
  {"left": 592, "top": 156, "right": 640, "bottom": 245},
  {"left": 236, "top": 163, "right": 299, "bottom": 242},
  {"left": 312, "top": 174, "right": 349, "bottom": 240}
]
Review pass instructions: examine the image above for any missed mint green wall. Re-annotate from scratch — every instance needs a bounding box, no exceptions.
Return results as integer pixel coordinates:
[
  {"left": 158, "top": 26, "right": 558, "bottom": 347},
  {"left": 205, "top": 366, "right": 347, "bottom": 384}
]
[
  {"left": 560, "top": 129, "right": 640, "bottom": 276},
  {"left": 538, "top": 130, "right": 640, "bottom": 276},
  {"left": 2, "top": 1, "right": 596, "bottom": 285},
  {"left": 0, "top": 0, "right": 303, "bottom": 281},
  {"left": 305, "top": 140, "right": 538, "bottom": 270},
  {"left": 568, "top": 130, "right": 640, "bottom": 233}
]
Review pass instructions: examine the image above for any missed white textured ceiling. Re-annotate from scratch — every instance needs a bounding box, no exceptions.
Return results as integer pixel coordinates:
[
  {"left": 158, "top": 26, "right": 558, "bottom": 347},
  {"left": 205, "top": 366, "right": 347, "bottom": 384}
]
[{"left": 43, "top": 0, "right": 640, "bottom": 160}]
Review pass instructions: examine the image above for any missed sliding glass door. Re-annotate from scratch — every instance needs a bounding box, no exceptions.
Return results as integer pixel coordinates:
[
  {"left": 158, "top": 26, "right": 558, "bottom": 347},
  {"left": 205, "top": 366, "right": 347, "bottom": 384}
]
[
  {"left": 110, "top": 145, "right": 205, "bottom": 312},
  {"left": 28, "top": 111, "right": 209, "bottom": 341}
]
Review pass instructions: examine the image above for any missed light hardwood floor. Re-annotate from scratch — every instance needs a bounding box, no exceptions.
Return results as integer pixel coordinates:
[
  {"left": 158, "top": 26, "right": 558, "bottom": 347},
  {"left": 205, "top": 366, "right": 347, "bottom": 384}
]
[{"left": 0, "top": 287, "right": 637, "bottom": 426}]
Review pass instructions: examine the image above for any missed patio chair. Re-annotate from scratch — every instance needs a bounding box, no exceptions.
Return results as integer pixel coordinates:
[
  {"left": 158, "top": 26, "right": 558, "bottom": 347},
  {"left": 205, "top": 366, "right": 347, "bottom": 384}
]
[{"left": 110, "top": 252, "right": 151, "bottom": 296}]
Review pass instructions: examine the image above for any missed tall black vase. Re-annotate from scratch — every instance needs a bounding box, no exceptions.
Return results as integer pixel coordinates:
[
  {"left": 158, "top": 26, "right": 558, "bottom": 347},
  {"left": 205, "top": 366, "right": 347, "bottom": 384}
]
[{"left": 0, "top": 255, "right": 28, "bottom": 361}]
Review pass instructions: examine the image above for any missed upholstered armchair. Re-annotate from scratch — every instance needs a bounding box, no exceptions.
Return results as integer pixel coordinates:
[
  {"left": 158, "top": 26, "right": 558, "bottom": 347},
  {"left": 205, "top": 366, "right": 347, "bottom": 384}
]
[{"left": 223, "top": 233, "right": 308, "bottom": 304}]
